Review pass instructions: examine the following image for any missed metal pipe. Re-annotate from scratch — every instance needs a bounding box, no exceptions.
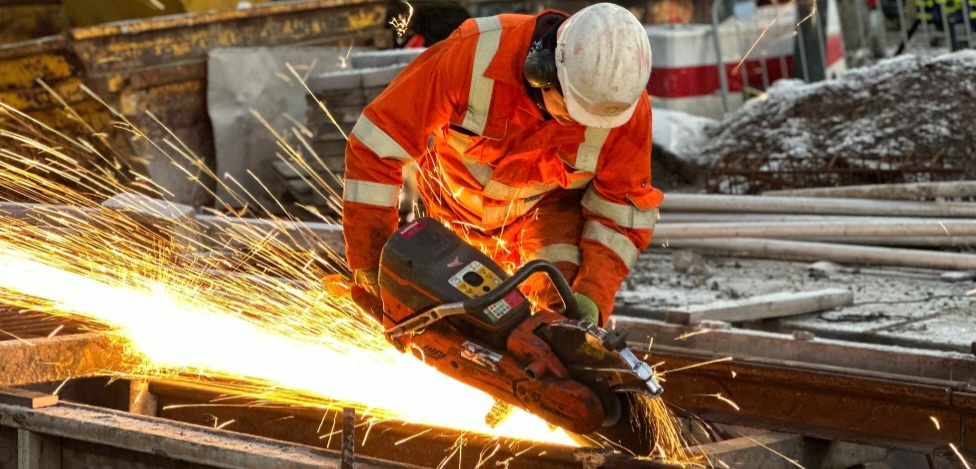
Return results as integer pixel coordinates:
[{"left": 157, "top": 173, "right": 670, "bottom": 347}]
[
  {"left": 939, "top": 0, "right": 953, "bottom": 48},
  {"left": 854, "top": 0, "right": 869, "bottom": 50},
  {"left": 763, "top": 180, "right": 976, "bottom": 199},
  {"left": 652, "top": 237, "right": 976, "bottom": 270},
  {"left": 711, "top": 0, "right": 732, "bottom": 113},
  {"left": 962, "top": 0, "right": 975, "bottom": 46},
  {"left": 652, "top": 219, "right": 976, "bottom": 239},
  {"left": 897, "top": 0, "right": 911, "bottom": 50},
  {"left": 659, "top": 193, "right": 976, "bottom": 218}
]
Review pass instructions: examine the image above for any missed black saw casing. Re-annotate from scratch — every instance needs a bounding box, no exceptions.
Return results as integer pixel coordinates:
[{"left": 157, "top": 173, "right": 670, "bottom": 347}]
[{"left": 378, "top": 218, "right": 529, "bottom": 350}]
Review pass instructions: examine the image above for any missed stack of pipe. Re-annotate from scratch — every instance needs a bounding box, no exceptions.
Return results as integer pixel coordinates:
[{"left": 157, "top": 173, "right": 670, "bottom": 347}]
[{"left": 653, "top": 182, "right": 976, "bottom": 270}]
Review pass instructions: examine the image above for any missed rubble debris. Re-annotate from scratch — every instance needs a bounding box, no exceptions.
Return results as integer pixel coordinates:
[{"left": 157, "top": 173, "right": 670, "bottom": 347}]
[{"left": 697, "top": 51, "right": 976, "bottom": 194}]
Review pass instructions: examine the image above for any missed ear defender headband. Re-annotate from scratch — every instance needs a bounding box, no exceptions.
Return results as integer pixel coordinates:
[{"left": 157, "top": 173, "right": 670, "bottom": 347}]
[{"left": 523, "top": 16, "right": 564, "bottom": 91}]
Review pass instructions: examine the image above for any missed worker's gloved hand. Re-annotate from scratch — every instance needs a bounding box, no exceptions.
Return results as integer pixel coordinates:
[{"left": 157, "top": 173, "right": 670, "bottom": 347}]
[
  {"left": 572, "top": 292, "right": 600, "bottom": 325},
  {"left": 353, "top": 268, "right": 380, "bottom": 297}
]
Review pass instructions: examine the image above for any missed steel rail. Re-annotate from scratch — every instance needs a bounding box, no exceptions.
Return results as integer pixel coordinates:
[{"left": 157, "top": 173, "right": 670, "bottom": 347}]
[
  {"left": 147, "top": 380, "right": 684, "bottom": 469},
  {"left": 641, "top": 345, "right": 976, "bottom": 459}
]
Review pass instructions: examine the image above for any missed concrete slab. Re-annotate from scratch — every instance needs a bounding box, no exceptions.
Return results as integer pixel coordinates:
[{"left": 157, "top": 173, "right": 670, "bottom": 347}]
[{"left": 619, "top": 250, "right": 976, "bottom": 354}]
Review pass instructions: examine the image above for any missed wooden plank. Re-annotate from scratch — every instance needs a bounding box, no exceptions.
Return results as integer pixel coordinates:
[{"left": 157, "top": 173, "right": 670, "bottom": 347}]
[
  {"left": 16, "top": 430, "right": 59, "bottom": 469},
  {"left": 663, "top": 288, "right": 854, "bottom": 325},
  {"left": 0, "top": 402, "right": 421, "bottom": 469},
  {"left": 690, "top": 431, "right": 803, "bottom": 468},
  {"left": 0, "top": 390, "right": 57, "bottom": 410},
  {"left": 0, "top": 426, "right": 16, "bottom": 469},
  {"left": 0, "top": 334, "right": 124, "bottom": 388}
]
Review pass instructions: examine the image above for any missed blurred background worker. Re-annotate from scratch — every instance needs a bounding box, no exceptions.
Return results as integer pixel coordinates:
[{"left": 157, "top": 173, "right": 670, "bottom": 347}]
[{"left": 343, "top": 3, "right": 662, "bottom": 327}]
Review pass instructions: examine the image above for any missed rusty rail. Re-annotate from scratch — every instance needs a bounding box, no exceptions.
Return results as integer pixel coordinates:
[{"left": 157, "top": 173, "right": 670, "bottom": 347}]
[
  {"left": 148, "top": 380, "right": 682, "bottom": 469},
  {"left": 644, "top": 345, "right": 976, "bottom": 459}
]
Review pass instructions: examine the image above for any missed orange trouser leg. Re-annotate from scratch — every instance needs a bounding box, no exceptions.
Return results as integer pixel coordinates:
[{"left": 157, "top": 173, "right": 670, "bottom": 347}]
[
  {"left": 513, "top": 190, "right": 584, "bottom": 314},
  {"left": 442, "top": 191, "right": 583, "bottom": 314}
]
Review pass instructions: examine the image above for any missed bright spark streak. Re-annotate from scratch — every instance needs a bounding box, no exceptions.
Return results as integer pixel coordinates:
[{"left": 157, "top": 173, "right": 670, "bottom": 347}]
[
  {"left": 390, "top": 0, "right": 415, "bottom": 37},
  {"left": 740, "top": 434, "right": 804, "bottom": 469},
  {"left": 950, "top": 443, "right": 973, "bottom": 469},
  {"left": 658, "top": 356, "right": 733, "bottom": 376},
  {"left": 0, "top": 241, "right": 572, "bottom": 443},
  {"left": 676, "top": 328, "right": 714, "bottom": 340},
  {"left": 931, "top": 416, "right": 941, "bottom": 430},
  {"left": 694, "top": 393, "right": 741, "bottom": 411}
]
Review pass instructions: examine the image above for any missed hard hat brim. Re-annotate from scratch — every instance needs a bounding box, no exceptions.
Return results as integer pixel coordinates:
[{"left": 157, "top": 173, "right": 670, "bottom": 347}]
[{"left": 557, "top": 61, "right": 639, "bottom": 129}]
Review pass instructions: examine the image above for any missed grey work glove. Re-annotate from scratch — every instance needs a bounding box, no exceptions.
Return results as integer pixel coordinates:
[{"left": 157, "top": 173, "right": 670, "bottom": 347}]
[
  {"left": 572, "top": 292, "right": 600, "bottom": 325},
  {"left": 353, "top": 268, "right": 380, "bottom": 297}
]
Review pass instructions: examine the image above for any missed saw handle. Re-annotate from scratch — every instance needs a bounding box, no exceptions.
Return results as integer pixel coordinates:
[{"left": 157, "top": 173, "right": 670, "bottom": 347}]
[{"left": 462, "top": 260, "right": 579, "bottom": 319}]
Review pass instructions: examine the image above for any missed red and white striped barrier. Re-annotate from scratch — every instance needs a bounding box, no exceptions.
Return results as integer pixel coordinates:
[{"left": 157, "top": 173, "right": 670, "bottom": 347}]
[{"left": 646, "top": 0, "right": 846, "bottom": 119}]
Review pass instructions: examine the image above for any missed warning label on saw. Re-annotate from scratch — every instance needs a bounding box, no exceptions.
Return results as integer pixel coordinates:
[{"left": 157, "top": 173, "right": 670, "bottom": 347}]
[
  {"left": 460, "top": 341, "right": 501, "bottom": 372},
  {"left": 448, "top": 261, "right": 502, "bottom": 298}
]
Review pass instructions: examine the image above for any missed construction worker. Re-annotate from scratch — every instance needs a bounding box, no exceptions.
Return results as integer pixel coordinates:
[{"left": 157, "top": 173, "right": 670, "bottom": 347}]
[{"left": 343, "top": 3, "right": 662, "bottom": 327}]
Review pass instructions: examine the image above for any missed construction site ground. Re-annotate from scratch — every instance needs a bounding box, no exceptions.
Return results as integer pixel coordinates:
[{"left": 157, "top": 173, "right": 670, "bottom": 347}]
[
  {"left": 644, "top": 49, "right": 976, "bottom": 356},
  {"left": 620, "top": 251, "right": 976, "bottom": 355},
  {"left": 628, "top": 50, "right": 976, "bottom": 467}
]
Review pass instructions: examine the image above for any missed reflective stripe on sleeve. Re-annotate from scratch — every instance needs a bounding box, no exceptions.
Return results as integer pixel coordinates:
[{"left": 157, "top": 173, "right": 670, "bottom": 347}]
[
  {"left": 582, "top": 221, "right": 640, "bottom": 267},
  {"left": 460, "top": 16, "right": 502, "bottom": 135},
  {"left": 582, "top": 186, "right": 659, "bottom": 230},
  {"left": 527, "top": 243, "right": 581, "bottom": 265},
  {"left": 351, "top": 115, "right": 412, "bottom": 162},
  {"left": 343, "top": 179, "right": 400, "bottom": 208},
  {"left": 574, "top": 127, "right": 610, "bottom": 172}
]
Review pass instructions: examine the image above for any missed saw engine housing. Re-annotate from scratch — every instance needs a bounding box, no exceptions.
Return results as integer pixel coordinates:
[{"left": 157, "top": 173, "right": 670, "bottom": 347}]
[{"left": 376, "top": 218, "right": 609, "bottom": 433}]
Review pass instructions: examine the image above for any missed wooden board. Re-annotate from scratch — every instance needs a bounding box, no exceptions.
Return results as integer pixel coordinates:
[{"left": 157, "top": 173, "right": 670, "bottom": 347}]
[
  {"left": 0, "top": 389, "right": 58, "bottom": 409},
  {"left": 663, "top": 288, "right": 854, "bottom": 325}
]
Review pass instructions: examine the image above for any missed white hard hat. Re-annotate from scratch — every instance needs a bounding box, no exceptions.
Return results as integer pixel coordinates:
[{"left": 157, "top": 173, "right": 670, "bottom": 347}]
[{"left": 555, "top": 3, "right": 652, "bottom": 129}]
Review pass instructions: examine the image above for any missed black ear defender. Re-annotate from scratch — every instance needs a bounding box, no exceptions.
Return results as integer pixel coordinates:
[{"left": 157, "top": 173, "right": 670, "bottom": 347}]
[{"left": 523, "top": 48, "right": 559, "bottom": 89}]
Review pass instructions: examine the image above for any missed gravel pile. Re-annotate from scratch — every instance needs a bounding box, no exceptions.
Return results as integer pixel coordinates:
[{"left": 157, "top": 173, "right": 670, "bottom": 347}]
[{"left": 697, "top": 51, "right": 976, "bottom": 194}]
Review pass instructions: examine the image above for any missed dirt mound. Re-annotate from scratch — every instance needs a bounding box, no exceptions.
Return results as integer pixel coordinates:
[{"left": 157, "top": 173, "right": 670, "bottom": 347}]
[{"left": 701, "top": 51, "right": 976, "bottom": 194}]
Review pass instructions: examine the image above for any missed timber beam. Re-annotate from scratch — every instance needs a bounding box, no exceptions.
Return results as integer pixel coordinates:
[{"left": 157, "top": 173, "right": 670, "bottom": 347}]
[{"left": 0, "top": 333, "right": 125, "bottom": 387}]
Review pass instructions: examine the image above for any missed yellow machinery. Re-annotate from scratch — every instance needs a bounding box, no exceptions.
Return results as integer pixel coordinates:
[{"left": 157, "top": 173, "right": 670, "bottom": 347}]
[{"left": 0, "top": 0, "right": 270, "bottom": 43}]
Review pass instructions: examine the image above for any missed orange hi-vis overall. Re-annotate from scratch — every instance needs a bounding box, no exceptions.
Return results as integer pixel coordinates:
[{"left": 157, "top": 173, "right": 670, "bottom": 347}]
[{"left": 342, "top": 11, "right": 663, "bottom": 325}]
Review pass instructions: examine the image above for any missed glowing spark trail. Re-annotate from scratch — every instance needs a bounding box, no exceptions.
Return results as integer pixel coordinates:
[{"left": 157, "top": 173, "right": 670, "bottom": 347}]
[
  {"left": 950, "top": 443, "right": 973, "bottom": 469},
  {"left": 0, "top": 80, "right": 704, "bottom": 466},
  {"left": 0, "top": 103, "right": 573, "bottom": 447}
]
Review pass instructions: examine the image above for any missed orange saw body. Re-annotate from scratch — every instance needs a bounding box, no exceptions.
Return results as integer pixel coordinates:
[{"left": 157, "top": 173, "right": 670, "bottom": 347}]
[{"left": 352, "top": 217, "right": 663, "bottom": 451}]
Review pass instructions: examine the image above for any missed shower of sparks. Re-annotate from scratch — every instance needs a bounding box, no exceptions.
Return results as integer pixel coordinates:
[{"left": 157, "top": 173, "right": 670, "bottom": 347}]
[
  {"left": 634, "top": 395, "right": 704, "bottom": 465},
  {"left": 0, "top": 74, "right": 709, "bottom": 466},
  {"left": 0, "top": 101, "right": 572, "bottom": 447}
]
